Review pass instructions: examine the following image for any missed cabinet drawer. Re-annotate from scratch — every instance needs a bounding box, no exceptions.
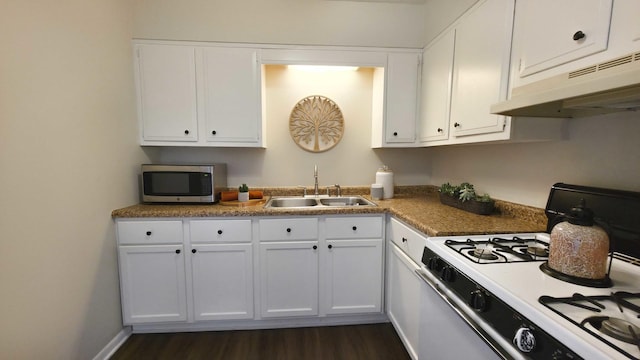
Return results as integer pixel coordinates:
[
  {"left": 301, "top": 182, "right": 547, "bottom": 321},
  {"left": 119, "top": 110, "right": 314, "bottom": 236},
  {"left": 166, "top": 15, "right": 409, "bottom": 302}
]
[
  {"left": 389, "top": 218, "right": 427, "bottom": 264},
  {"left": 325, "top": 216, "right": 383, "bottom": 239},
  {"left": 190, "top": 219, "right": 252, "bottom": 243},
  {"left": 117, "top": 220, "right": 183, "bottom": 245},
  {"left": 259, "top": 218, "right": 318, "bottom": 241}
]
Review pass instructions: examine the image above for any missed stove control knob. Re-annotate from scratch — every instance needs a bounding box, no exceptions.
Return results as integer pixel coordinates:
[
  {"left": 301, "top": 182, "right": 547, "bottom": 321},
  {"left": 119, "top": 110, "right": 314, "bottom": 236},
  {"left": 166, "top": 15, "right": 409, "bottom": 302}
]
[
  {"left": 426, "top": 257, "right": 442, "bottom": 271},
  {"left": 513, "top": 326, "right": 536, "bottom": 353},
  {"left": 469, "top": 289, "right": 488, "bottom": 312},
  {"left": 440, "top": 266, "right": 456, "bottom": 282}
]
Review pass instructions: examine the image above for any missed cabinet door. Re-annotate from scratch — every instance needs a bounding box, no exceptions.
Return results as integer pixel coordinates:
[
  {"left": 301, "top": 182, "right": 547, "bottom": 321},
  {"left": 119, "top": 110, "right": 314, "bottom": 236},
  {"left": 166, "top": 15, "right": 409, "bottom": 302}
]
[
  {"left": 517, "top": 0, "right": 613, "bottom": 77},
  {"left": 259, "top": 241, "right": 319, "bottom": 318},
  {"left": 324, "top": 216, "right": 383, "bottom": 240},
  {"left": 258, "top": 218, "right": 318, "bottom": 242},
  {"left": 384, "top": 52, "right": 420, "bottom": 144},
  {"left": 117, "top": 220, "right": 183, "bottom": 245},
  {"left": 135, "top": 44, "right": 198, "bottom": 142},
  {"left": 387, "top": 243, "right": 421, "bottom": 360},
  {"left": 449, "top": 0, "right": 513, "bottom": 137},
  {"left": 419, "top": 30, "right": 455, "bottom": 143},
  {"left": 200, "top": 47, "right": 262, "bottom": 145},
  {"left": 323, "top": 239, "right": 383, "bottom": 315},
  {"left": 190, "top": 219, "right": 252, "bottom": 243},
  {"left": 191, "top": 243, "right": 254, "bottom": 320},
  {"left": 118, "top": 245, "right": 187, "bottom": 324}
]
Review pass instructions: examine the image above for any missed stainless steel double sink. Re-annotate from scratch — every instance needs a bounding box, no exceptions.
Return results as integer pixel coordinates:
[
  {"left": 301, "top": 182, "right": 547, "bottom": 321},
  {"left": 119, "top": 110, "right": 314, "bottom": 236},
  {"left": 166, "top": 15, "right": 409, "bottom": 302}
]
[{"left": 264, "top": 196, "right": 377, "bottom": 209}]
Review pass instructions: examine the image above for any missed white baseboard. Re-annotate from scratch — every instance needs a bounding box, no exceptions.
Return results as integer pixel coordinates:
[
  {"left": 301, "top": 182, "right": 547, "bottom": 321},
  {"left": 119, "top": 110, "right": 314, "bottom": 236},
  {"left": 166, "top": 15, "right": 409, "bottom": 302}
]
[
  {"left": 93, "top": 326, "right": 132, "bottom": 360},
  {"left": 131, "top": 314, "right": 388, "bottom": 333}
]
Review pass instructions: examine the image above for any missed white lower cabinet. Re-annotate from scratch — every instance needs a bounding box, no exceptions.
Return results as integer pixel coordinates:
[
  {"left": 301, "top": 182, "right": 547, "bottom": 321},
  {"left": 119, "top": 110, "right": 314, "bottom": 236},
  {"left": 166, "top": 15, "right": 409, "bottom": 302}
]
[
  {"left": 189, "top": 219, "right": 254, "bottom": 321},
  {"left": 324, "top": 216, "right": 384, "bottom": 315},
  {"left": 117, "top": 220, "right": 187, "bottom": 325},
  {"left": 191, "top": 243, "right": 253, "bottom": 320},
  {"left": 118, "top": 244, "right": 188, "bottom": 324},
  {"left": 259, "top": 217, "right": 320, "bottom": 318},
  {"left": 386, "top": 218, "right": 428, "bottom": 360},
  {"left": 116, "top": 218, "right": 253, "bottom": 325},
  {"left": 324, "top": 240, "right": 383, "bottom": 315},
  {"left": 259, "top": 241, "right": 319, "bottom": 318},
  {"left": 116, "top": 215, "right": 385, "bottom": 328},
  {"left": 258, "top": 216, "right": 384, "bottom": 319}
]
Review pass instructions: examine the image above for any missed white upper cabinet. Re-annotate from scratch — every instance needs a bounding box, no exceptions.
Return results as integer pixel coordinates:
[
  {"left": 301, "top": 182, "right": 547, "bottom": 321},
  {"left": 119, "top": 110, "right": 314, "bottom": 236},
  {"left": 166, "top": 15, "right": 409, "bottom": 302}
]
[
  {"left": 419, "top": 30, "right": 455, "bottom": 144},
  {"left": 509, "top": 0, "right": 640, "bottom": 88},
  {"left": 419, "top": 0, "right": 529, "bottom": 146},
  {"left": 380, "top": 52, "right": 420, "bottom": 146},
  {"left": 449, "top": 0, "right": 514, "bottom": 138},
  {"left": 620, "top": 1, "right": 640, "bottom": 46},
  {"left": 516, "top": 0, "right": 613, "bottom": 78},
  {"left": 371, "top": 52, "right": 421, "bottom": 148},
  {"left": 199, "top": 47, "right": 263, "bottom": 146},
  {"left": 134, "top": 41, "right": 265, "bottom": 147},
  {"left": 135, "top": 44, "right": 198, "bottom": 142}
]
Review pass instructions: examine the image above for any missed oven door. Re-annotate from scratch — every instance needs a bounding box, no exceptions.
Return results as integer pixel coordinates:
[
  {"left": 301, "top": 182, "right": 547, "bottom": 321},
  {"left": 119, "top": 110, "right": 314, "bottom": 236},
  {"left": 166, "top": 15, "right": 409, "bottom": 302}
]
[{"left": 416, "top": 268, "right": 520, "bottom": 360}]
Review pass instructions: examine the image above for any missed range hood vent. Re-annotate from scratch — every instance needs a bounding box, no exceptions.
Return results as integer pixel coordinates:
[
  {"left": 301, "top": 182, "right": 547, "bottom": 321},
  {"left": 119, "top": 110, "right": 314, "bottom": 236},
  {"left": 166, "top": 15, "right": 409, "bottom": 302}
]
[{"left": 491, "top": 51, "right": 640, "bottom": 118}]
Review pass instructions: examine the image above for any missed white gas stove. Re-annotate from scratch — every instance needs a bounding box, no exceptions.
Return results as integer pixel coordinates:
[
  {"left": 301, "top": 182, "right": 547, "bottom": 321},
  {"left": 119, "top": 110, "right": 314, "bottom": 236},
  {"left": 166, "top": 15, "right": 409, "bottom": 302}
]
[{"left": 419, "top": 184, "right": 640, "bottom": 360}]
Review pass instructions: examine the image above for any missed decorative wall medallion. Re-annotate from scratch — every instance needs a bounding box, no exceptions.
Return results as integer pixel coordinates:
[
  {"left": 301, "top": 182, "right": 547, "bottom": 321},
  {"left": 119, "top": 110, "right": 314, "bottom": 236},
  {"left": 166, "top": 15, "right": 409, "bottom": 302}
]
[{"left": 289, "top": 95, "right": 344, "bottom": 152}]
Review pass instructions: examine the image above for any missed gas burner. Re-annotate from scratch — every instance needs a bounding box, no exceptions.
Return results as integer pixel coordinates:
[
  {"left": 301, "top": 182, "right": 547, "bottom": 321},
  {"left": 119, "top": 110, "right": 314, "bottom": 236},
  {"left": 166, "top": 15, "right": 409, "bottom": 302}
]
[
  {"left": 526, "top": 246, "right": 549, "bottom": 257},
  {"left": 581, "top": 316, "right": 640, "bottom": 345},
  {"left": 470, "top": 246, "right": 499, "bottom": 260},
  {"left": 603, "top": 318, "right": 640, "bottom": 345}
]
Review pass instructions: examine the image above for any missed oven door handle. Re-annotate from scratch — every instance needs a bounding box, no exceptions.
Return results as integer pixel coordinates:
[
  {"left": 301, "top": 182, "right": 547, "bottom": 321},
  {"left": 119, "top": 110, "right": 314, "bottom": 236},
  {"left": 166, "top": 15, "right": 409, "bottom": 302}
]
[{"left": 415, "top": 269, "right": 512, "bottom": 360}]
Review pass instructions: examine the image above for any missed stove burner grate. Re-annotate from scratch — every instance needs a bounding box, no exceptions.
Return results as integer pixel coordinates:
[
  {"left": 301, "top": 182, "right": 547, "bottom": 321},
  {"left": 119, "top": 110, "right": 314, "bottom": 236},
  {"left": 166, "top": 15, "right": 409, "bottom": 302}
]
[
  {"left": 540, "top": 292, "right": 640, "bottom": 359},
  {"left": 445, "top": 237, "right": 549, "bottom": 263}
]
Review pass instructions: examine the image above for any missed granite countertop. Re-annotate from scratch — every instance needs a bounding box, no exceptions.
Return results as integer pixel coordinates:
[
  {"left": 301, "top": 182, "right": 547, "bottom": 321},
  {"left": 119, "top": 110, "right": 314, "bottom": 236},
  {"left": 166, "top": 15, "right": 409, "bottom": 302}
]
[{"left": 111, "top": 186, "right": 548, "bottom": 237}]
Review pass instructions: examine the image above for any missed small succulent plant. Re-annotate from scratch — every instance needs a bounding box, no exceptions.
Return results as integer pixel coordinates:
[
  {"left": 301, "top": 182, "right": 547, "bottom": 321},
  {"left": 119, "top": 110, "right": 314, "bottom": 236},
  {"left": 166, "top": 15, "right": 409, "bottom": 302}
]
[
  {"left": 439, "top": 182, "right": 492, "bottom": 203},
  {"left": 458, "top": 183, "right": 476, "bottom": 202},
  {"left": 238, "top": 183, "right": 249, "bottom": 193}
]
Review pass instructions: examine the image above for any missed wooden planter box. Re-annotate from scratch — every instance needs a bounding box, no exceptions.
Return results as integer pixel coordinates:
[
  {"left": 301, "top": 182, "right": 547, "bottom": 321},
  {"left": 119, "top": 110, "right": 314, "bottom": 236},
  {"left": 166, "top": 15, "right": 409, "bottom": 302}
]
[{"left": 439, "top": 193, "right": 495, "bottom": 215}]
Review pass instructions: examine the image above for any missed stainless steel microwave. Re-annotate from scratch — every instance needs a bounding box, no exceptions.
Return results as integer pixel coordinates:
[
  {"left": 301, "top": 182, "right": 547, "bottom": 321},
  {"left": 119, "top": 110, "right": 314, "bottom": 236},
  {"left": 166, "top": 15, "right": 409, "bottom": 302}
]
[{"left": 141, "top": 164, "right": 227, "bottom": 204}]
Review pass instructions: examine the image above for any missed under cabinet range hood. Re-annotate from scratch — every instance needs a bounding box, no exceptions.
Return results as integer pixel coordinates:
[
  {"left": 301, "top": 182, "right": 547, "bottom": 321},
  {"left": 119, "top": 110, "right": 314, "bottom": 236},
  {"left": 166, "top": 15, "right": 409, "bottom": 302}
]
[{"left": 491, "top": 51, "right": 640, "bottom": 118}]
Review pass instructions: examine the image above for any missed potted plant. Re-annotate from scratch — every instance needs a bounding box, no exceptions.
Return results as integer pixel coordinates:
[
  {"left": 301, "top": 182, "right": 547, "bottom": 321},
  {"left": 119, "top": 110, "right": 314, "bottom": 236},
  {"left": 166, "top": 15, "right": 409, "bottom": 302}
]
[
  {"left": 238, "top": 184, "right": 250, "bottom": 202},
  {"left": 438, "top": 182, "right": 494, "bottom": 215}
]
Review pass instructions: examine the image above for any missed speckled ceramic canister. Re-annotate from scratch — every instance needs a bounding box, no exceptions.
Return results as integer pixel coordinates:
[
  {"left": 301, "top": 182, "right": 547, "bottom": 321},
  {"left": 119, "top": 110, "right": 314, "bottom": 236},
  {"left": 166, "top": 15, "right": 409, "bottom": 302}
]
[
  {"left": 548, "top": 201, "right": 610, "bottom": 280},
  {"left": 375, "top": 165, "right": 394, "bottom": 199}
]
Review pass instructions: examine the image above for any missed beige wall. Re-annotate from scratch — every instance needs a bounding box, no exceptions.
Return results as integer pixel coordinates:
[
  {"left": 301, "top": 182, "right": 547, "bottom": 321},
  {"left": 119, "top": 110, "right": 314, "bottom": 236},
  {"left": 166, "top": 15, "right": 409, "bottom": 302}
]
[
  {"left": 155, "top": 65, "right": 432, "bottom": 188},
  {"left": 429, "top": 112, "right": 640, "bottom": 208},
  {"left": 0, "top": 1, "right": 148, "bottom": 359},
  {"left": 132, "top": 0, "right": 477, "bottom": 48}
]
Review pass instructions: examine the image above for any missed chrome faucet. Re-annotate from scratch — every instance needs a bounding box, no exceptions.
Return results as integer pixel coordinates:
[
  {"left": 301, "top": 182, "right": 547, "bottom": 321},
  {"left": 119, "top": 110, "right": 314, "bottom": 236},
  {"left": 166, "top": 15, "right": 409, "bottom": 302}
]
[
  {"left": 334, "top": 184, "right": 341, "bottom": 197},
  {"left": 314, "top": 165, "right": 319, "bottom": 196}
]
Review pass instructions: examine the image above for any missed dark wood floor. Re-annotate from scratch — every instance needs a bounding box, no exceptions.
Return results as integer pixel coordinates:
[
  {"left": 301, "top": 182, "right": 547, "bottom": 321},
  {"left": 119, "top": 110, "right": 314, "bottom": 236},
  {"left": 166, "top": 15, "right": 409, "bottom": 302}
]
[{"left": 111, "top": 323, "right": 411, "bottom": 360}]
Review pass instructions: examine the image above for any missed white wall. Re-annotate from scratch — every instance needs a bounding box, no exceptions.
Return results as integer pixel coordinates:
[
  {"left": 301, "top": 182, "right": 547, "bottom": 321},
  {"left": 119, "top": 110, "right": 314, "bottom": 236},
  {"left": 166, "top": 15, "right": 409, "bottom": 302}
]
[
  {"left": 429, "top": 112, "right": 640, "bottom": 208},
  {"left": 132, "top": 0, "right": 476, "bottom": 48},
  {"left": 155, "top": 65, "right": 431, "bottom": 188},
  {"left": 0, "top": 1, "right": 148, "bottom": 359}
]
